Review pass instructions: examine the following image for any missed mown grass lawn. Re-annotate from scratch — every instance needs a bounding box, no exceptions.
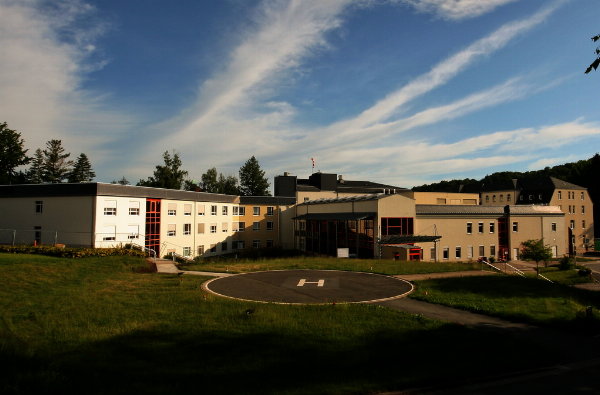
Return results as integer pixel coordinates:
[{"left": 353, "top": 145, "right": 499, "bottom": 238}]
[
  {"left": 0, "top": 253, "right": 555, "bottom": 395},
  {"left": 181, "top": 256, "right": 481, "bottom": 275},
  {"left": 532, "top": 266, "right": 594, "bottom": 285},
  {"left": 410, "top": 275, "right": 600, "bottom": 333}
]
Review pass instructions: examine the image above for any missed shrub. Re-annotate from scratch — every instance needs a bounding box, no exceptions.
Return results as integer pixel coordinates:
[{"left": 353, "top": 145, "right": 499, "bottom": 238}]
[
  {"left": 558, "top": 255, "right": 574, "bottom": 271},
  {"left": 578, "top": 268, "right": 592, "bottom": 277},
  {"left": 488, "top": 256, "right": 496, "bottom": 264},
  {"left": 0, "top": 245, "right": 147, "bottom": 259}
]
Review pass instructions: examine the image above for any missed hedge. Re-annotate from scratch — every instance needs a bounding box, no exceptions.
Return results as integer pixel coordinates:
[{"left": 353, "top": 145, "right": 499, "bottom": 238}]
[{"left": 0, "top": 245, "right": 147, "bottom": 259}]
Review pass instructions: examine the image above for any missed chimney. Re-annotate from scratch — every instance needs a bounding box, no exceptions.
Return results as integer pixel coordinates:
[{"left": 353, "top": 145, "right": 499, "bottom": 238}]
[
  {"left": 284, "top": 172, "right": 290, "bottom": 177},
  {"left": 338, "top": 174, "right": 345, "bottom": 184}
]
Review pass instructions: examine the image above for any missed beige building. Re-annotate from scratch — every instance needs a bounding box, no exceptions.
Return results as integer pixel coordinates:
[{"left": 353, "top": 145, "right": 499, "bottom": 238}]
[
  {"left": 471, "top": 177, "right": 594, "bottom": 254},
  {"left": 293, "top": 192, "right": 566, "bottom": 261}
]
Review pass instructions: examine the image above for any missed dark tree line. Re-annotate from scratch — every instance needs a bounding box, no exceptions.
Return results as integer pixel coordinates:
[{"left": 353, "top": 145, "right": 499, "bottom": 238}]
[
  {"left": 0, "top": 122, "right": 95, "bottom": 184},
  {"left": 137, "top": 152, "right": 271, "bottom": 196},
  {"left": 413, "top": 153, "right": 600, "bottom": 233}
]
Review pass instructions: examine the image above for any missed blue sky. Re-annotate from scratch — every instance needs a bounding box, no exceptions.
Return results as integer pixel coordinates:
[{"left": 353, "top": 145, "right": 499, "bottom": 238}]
[{"left": 1, "top": 0, "right": 599, "bottom": 189}]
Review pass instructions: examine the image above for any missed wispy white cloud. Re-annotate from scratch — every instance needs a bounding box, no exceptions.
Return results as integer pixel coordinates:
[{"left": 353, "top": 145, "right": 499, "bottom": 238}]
[
  {"left": 401, "top": 0, "right": 519, "bottom": 20},
  {"left": 0, "top": 0, "right": 138, "bottom": 171}
]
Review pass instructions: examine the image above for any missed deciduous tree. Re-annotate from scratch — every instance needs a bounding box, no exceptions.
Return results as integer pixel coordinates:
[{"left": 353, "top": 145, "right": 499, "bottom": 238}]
[
  {"left": 137, "top": 150, "right": 188, "bottom": 190},
  {"left": 585, "top": 34, "right": 600, "bottom": 74},
  {"left": 520, "top": 239, "right": 553, "bottom": 277},
  {"left": 0, "top": 122, "right": 30, "bottom": 185},
  {"left": 239, "top": 156, "right": 270, "bottom": 196}
]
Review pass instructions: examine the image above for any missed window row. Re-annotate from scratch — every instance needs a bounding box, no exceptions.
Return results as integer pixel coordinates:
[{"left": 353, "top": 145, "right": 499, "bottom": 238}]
[
  {"left": 558, "top": 191, "right": 585, "bottom": 200},
  {"left": 440, "top": 245, "right": 497, "bottom": 260},
  {"left": 103, "top": 200, "right": 141, "bottom": 216},
  {"left": 485, "top": 194, "right": 512, "bottom": 203},
  {"left": 466, "top": 222, "right": 495, "bottom": 234},
  {"left": 566, "top": 205, "right": 586, "bottom": 214},
  {"left": 570, "top": 220, "right": 587, "bottom": 229}
]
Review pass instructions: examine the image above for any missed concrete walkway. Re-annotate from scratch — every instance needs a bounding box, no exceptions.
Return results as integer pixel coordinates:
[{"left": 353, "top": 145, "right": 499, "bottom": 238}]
[{"left": 153, "top": 258, "right": 232, "bottom": 277}]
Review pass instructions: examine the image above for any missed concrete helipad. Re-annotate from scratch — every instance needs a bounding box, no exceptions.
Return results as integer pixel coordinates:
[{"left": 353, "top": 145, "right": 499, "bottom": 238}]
[{"left": 203, "top": 270, "right": 413, "bottom": 304}]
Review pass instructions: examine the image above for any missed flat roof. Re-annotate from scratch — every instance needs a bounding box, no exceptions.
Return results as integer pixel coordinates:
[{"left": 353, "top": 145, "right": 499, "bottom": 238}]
[{"left": 292, "top": 212, "right": 376, "bottom": 221}]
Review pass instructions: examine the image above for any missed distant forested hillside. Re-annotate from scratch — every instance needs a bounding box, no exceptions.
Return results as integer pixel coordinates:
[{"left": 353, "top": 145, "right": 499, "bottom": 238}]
[{"left": 413, "top": 153, "right": 600, "bottom": 235}]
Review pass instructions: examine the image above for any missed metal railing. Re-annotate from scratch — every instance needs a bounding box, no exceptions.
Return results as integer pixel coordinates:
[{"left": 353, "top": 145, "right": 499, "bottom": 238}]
[{"left": 130, "top": 243, "right": 157, "bottom": 259}]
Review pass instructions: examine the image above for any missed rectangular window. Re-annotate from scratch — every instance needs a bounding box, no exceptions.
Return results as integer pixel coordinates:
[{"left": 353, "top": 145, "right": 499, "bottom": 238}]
[
  {"left": 198, "top": 205, "right": 205, "bottom": 216},
  {"left": 222, "top": 222, "right": 228, "bottom": 232},
  {"left": 539, "top": 194, "right": 543, "bottom": 200},
  {"left": 210, "top": 223, "right": 217, "bottom": 233},
  {"left": 167, "top": 224, "right": 176, "bottom": 237},
  {"left": 233, "top": 206, "right": 239, "bottom": 215},
  {"left": 211, "top": 205, "right": 217, "bottom": 215},
  {"left": 128, "top": 224, "right": 139, "bottom": 239},
  {"left": 300, "top": 238, "right": 306, "bottom": 250},
  {"left": 238, "top": 222, "right": 245, "bottom": 232},
  {"left": 103, "top": 225, "right": 116, "bottom": 241},
  {"left": 568, "top": 205, "right": 572, "bottom": 214},
  {"left": 582, "top": 205, "right": 585, "bottom": 214},
  {"left": 490, "top": 245, "right": 496, "bottom": 257},
  {"left": 267, "top": 206, "right": 274, "bottom": 216},
  {"left": 183, "top": 247, "right": 191, "bottom": 257},
  {"left": 222, "top": 206, "right": 228, "bottom": 216},
  {"left": 104, "top": 207, "right": 116, "bottom": 216},
  {"left": 221, "top": 242, "right": 227, "bottom": 252},
  {"left": 266, "top": 239, "right": 274, "bottom": 248},
  {"left": 551, "top": 222, "right": 556, "bottom": 231},
  {"left": 253, "top": 222, "right": 260, "bottom": 231},
  {"left": 168, "top": 203, "right": 176, "bottom": 216},
  {"left": 253, "top": 240, "right": 261, "bottom": 248},
  {"left": 466, "top": 222, "right": 472, "bottom": 234},
  {"left": 253, "top": 207, "right": 260, "bottom": 216},
  {"left": 197, "top": 223, "right": 205, "bottom": 234},
  {"left": 507, "top": 195, "right": 511, "bottom": 202},
  {"left": 570, "top": 220, "right": 574, "bottom": 229},
  {"left": 303, "top": 197, "right": 309, "bottom": 202},
  {"left": 430, "top": 247, "right": 435, "bottom": 260},
  {"left": 467, "top": 245, "right": 473, "bottom": 259},
  {"left": 455, "top": 246, "right": 461, "bottom": 259},
  {"left": 479, "top": 245, "right": 485, "bottom": 257},
  {"left": 582, "top": 220, "right": 586, "bottom": 229},
  {"left": 129, "top": 201, "right": 140, "bottom": 216},
  {"left": 104, "top": 200, "right": 117, "bottom": 216},
  {"left": 184, "top": 223, "right": 191, "bottom": 235},
  {"left": 558, "top": 191, "right": 562, "bottom": 200},
  {"left": 35, "top": 200, "right": 43, "bottom": 214},
  {"left": 184, "top": 204, "right": 192, "bottom": 216},
  {"left": 512, "top": 222, "right": 518, "bottom": 232},
  {"left": 239, "top": 206, "right": 245, "bottom": 216},
  {"left": 443, "top": 247, "right": 449, "bottom": 260},
  {"left": 300, "top": 221, "right": 306, "bottom": 231},
  {"left": 489, "top": 222, "right": 495, "bottom": 233},
  {"left": 499, "top": 195, "right": 504, "bottom": 202},
  {"left": 233, "top": 240, "right": 244, "bottom": 249},
  {"left": 210, "top": 244, "right": 216, "bottom": 253},
  {"left": 198, "top": 245, "right": 204, "bottom": 256},
  {"left": 478, "top": 222, "right": 483, "bottom": 234},
  {"left": 573, "top": 206, "right": 576, "bottom": 214},
  {"left": 267, "top": 221, "right": 274, "bottom": 231},
  {"left": 581, "top": 192, "right": 585, "bottom": 200}
]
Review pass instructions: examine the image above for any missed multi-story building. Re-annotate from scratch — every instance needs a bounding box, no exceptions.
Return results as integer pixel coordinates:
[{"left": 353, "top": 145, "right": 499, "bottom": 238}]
[
  {"left": 292, "top": 192, "right": 566, "bottom": 261},
  {"left": 463, "top": 177, "right": 594, "bottom": 254},
  {"left": 0, "top": 183, "right": 294, "bottom": 259}
]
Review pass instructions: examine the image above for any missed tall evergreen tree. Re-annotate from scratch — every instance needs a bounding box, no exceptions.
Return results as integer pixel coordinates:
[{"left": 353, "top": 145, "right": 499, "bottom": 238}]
[
  {"left": 239, "top": 156, "right": 270, "bottom": 196},
  {"left": 42, "top": 139, "right": 73, "bottom": 183},
  {"left": 27, "top": 149, "right": 45, "bottom": 184},
  {"left": 0, "top": 122, "right": 30, "bottom": 185},
  {"left": 68, "top": 153, "right": 96, "bottom": 183},
  {"left": 137, "top": 150, "right": 188, "bottom": 190}
]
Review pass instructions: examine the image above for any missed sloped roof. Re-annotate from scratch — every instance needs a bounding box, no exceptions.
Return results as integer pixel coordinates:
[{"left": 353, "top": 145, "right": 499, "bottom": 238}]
[{"left": 416, "top": 204, "right": 564, "bottom": 216}]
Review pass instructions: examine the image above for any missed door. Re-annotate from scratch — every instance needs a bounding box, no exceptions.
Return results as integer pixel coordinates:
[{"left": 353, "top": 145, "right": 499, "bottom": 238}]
[
  {"left": 551, "top": 245, "right": 557, "bottom": 258},
  {"left": 513, "top": 247, "right": 519, "bottom": 260}
]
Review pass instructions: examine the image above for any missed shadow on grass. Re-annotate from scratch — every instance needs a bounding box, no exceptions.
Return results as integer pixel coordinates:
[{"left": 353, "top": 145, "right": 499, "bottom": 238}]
[{"left": 1, "top": 322, "right": 555, "bottom": 395}]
